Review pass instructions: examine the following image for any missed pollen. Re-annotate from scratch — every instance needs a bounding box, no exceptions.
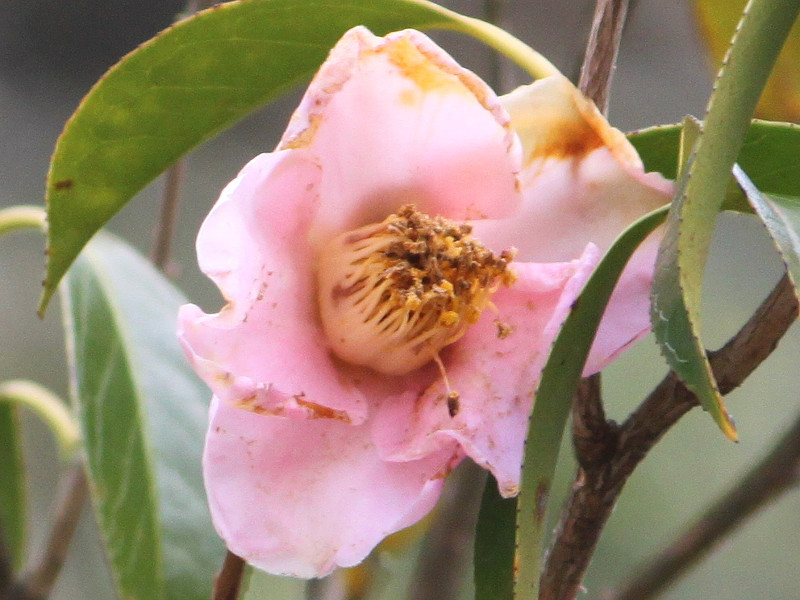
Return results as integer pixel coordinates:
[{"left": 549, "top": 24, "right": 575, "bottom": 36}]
[{"left": 316, "top": 205, "right": 516, "bottom": 375}]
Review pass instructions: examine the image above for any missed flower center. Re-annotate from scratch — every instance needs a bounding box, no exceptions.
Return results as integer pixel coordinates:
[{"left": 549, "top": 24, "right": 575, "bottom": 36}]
[{"left": 317, "top": 205, "right": 516, "bottom": 375}]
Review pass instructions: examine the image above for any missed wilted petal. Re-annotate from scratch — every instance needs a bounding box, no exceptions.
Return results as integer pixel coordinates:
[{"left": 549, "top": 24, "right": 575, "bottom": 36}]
[{"left": 475, "top": 75, "right": 673, "bottom": 373}]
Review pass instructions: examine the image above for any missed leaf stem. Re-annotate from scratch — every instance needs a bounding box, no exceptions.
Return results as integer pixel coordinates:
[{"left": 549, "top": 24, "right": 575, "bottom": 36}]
[
  {"left": 419, "top": 0, "right": 561, "bottom": 80},
  {"left": 3, "top": 465, "right": 88, "bottom": 600},
  {"left": 0, "top": 381, "right": 80, "bottom": 461},
  {"left": 0, "top": 206, "right": 46, "bottom": 237}
]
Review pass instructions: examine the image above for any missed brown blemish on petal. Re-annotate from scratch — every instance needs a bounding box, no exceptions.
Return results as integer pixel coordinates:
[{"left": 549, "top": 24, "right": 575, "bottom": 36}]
[
  {"left": 494, "top": 320, "right": 513, "bottom": 339},
  {"left": 234, "top": 394, "right": 282, "bottom": 417},
  {"left": 526, "top": 109, "right": 605, "bottom": 162},
  {"left": 509, "top": 77, "right": 643, "bottom": 168},
  {"left": 216, "top": 372, "right": 234, "bottom": 385},
  {"left": 294, "top": 396, "right": 351, "bottom": 423},
  {"left": 282, "top": 113, "right": 324, "bottom": 149},
  {"left": 382, "top": 37, "right": 465, "bottom": 95}
]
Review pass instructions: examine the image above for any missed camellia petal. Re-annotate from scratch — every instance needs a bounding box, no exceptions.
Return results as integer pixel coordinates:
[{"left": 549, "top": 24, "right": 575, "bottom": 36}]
[
  {"left": 472, "top": 75, "right": 673, "bottom": 374},
  {"left": 373, "top": 245, "right": 602, "bottom": 496},
  {"left": 204, "top": 397, "right": 459, "bottom": 578},
  {"left": 278, "top": 27, "right": 523, "bottom": 249},
  {"left": 178, "top": 149, "right": 372, "bottom": 423},
  {"left": 179, "top": 26, "right": 675, "bottom": 578}
]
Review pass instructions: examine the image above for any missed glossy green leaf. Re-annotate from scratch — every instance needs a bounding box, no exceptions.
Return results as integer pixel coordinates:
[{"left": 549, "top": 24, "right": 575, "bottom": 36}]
[
  {"left": 513, "top": 206, "right": 668, "bottom": 599},
  {"left": 40, "top": 0, "right": 554, "bottom": 313},
  {"left": 734, "top": 165, "right": 800, "bottom": 297},
  {"left": 474, "top": 474, "right": 516, "bottom": 600},
  {"left": 650, "top": 0, "right": 800, "bottom": 439},
  {"left": 60, "top": 233, "right": 224, "bottom": 600},
  {"left": 0, "top": 403, "right": 25, "bottom": 571},
  {"left": 630, "top": 120, "right": 800, "bottom": 202}
]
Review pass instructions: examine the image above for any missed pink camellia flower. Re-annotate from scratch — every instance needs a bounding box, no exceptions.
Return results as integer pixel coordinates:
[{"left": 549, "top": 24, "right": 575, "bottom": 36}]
[{"left": 178, "top": 26, "right": 673, "bottom": 578}]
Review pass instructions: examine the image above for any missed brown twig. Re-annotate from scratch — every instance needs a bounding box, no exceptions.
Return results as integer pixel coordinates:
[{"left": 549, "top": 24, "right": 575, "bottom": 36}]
[
  {"left": 150, "top": 160, "right": 184, "bottom": 272},
  {"left": 3, "top": 465, "right": 88, "bottom": 600},
  {"left": 577, "top": 0, "right": 629, "bottom": 113},
  {"left": 606, "top": 408, "right": 800, "bottom": 600},
  {"left": 572, "top": 374, "right": 617, "bottom": 470},
  {"left": 212, "top": 551, "right": 245, "bottom": 600},
  {"left": 150, "top": 0, "right": 217, "bottom": 270},
  {"left": 539, "top": 273, "right": 798, "bottom": 600}
]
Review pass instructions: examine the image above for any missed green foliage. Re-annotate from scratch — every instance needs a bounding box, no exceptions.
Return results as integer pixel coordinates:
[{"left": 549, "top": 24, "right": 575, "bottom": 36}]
[
  {"left": 41, "top": 0, "right": 547, "bottom": 313},
  {"left": 651, "top": 0, "right": 800, "bottom": 439},
  {"left": 474, "top": 474, "right": 516, "bottom": 600},
  {"left": 734, "top": 166, "right": 800, "bottom": 298},
  {"left": 511, "top": 206, "right": 668, "bottom": 599},
  {"left": 629, "top": 120, "right": 800, "bottom": 201},
  {"left": 60, "top": 233, "right": 224, "bottom": 600},
  {"left": 0, "top": 404, "right": 25, "bottom": 571}
]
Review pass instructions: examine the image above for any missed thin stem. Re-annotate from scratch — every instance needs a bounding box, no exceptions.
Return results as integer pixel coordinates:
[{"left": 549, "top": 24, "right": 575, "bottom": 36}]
[
  {"left": 482, "top": 0, "right": 506, "bottom": 91},
  {"left": 212, "top": 551, "right": 245, "bottom": 600},
  {"left": 539, "top": 273, "right": 798, "bottom": 600},
  {"left": 150, "top": 0, "right": 216, "bottom": 270},
  {"left": 0, "top": 381, "right": 80, "bottom": 461},
  {"left": 607, "top": 410, "right": 800, "bottom": 600},
  {"left": 0, "top": 206, "right": 46, "bottom": 237},
  {"left": 577, "top": 0, "right": 629, "bottom": 113},
  {"left": 150, "top": 160, "right": 184, "bottom": 271},
  {"left": 4, "top": 466, "right": 88, "bottom": 600}
]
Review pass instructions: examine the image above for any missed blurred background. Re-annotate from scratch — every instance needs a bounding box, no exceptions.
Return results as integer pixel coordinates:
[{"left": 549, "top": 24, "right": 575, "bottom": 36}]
[{"left": 1, "top": 0, "right": 798, "bottom": 598}]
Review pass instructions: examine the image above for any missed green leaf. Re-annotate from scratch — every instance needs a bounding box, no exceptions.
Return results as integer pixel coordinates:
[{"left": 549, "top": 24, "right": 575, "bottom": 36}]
[
  {"left": 650, "top": 0, "right": 800, "bottom": 439},
  {"left": 41, "top": 0, "right": 553, "bottom": 313},
  {"left": 513, "top": 206, "right": 668, "bottom": 599},
  {"left": 628, "top": 124, "right": 682, "bottom": 180},
  {"left": 630, "top": 120, "right": 800, "bottom": 202},
  {"left": 0, "top": 403, "right": 25, "bottom": 571},
  {"left": 734, "top": 165, "right": 800, "bottom": 297},
  {"left": 474, "top": 474, "right": 516, "bottom": 600},
  {"left": 60, "top": 232, "right": 224, "bottom": 600}
]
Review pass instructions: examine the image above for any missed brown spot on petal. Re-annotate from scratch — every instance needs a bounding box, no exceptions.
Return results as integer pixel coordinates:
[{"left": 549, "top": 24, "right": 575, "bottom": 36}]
[
  {"left": 383, "top": 37, "right": 464, "bottom": 95},
  {"left": 294, "top": 396, "right": 351, "bottom": 422},
  {"left": 282, "top": 113, "right": 323, "bottom": 149},
  {"left": 494, "top": 320, "right": 513, "bottom": 339},
  {"left": 529, "top": 115, "right": 604, "bottom": 162}
]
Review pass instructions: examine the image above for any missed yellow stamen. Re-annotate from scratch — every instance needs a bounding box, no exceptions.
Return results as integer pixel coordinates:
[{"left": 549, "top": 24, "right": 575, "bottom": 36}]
[{"left": 317, "top": 205, "right": 516, "bottom": 375}]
